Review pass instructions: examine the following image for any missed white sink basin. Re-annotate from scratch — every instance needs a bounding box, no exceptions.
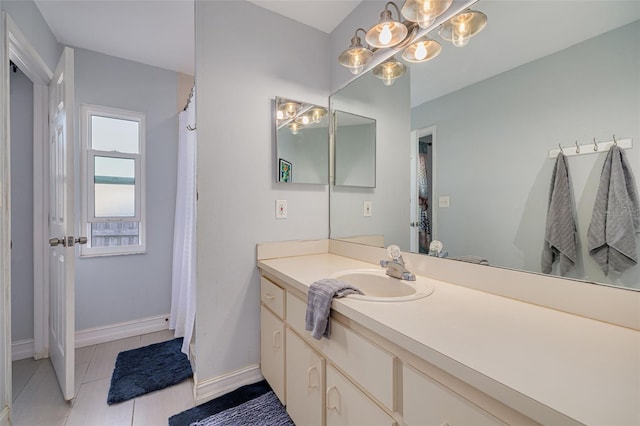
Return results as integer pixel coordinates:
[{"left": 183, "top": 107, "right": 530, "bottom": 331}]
[{"left": 329, "top": 269, "right": 435, "bottom": 302}]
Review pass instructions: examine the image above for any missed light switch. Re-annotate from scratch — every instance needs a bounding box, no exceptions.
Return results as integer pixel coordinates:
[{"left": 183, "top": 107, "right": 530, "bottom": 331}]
[
  {"left": 276, "top": 200, "right": 288, "bottom": 219},
  {"left": 439, "top": 196, "right": 450, "bottom": 208},
  {"left": 363, "top": 201, "right": 372, "bottom": 217}
]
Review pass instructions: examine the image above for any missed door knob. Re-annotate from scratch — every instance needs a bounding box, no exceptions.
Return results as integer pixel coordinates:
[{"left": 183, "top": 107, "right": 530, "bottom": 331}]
[
  {"left": 75, "top": 236, "right": 88, "bottom": 245},
  {"left": 49, "top": 237, "right": 66, "bottom": 247}
]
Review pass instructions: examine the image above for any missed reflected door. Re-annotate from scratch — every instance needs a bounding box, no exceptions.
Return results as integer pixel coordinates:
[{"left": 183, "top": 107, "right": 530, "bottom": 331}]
[{"left": 410, "top": 131, "right": 434, "bottom": 254}]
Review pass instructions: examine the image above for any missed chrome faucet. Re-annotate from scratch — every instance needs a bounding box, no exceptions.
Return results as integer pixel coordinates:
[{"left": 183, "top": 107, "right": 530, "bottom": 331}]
[{"left": 380, "top": 245, "right": 416, "bottom": 281}]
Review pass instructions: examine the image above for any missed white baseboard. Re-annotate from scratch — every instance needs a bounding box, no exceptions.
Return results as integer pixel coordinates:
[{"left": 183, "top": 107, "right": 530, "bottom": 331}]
[
  {"left": 11, "top": 339, "right": 34, "bottom": 361},
  {"left": 194, "top": 364, "right": 264, "bottom": 405},
  {"left": 0, "top": 406, "right": 9, "bottom": 426},
  {"left": 75, "top": 314, "right": 170, "bottom": 348}
]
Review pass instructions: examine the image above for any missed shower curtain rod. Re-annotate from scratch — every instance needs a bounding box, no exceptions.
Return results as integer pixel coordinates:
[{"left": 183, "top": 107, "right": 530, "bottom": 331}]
[{"left": 549, "top": 136, "right": 632, "bottom": 159}]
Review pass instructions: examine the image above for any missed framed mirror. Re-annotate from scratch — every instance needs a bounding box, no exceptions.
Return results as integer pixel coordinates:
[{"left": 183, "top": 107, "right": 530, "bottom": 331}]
[
  {"left": 334, "top": 110, "right": 376, "bottom": 188},
  {"left": 329, "top": 1, "right": 640, "bottom": 291},
  {"left": 275, "top": 96, "right": 328, "bottom": 184}
]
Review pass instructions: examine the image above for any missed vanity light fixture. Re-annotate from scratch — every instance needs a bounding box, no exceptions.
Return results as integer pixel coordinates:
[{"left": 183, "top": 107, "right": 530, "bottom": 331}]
[
  {"left": 282, "top": 101, "right": 300, "bottom": 118},
  {"left": 373, "top": 56, "right": 406, "bottom": 86},
  {"left": 439, "top": 9, "right": 487, "bottom": 47},
  {"left": 401, "top": 37, "right": 442, "bottom": 63},
  {"left": 365, "top": 2, "right": 409, "bottom": 48},
  {"left": 288, "top": 122, "right": 302, "bottom": 135},
  {"left": 338, "top": 2, "right": 487, "bottom": 85},
  {"left": 309, "top": 107, "right": 327, "bottom": 124},
  {"left": 338, "top": 28, "right": 374, "bottom": 75},
  {"left": 276, "top": 97, "right": 327, "bottom": 135},
  {"left": 401, "top": 0, "right": 453, "bottom": 29}
]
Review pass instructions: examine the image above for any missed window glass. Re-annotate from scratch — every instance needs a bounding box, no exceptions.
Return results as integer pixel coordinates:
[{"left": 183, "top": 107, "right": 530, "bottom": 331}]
[
  {"left": 91, "top": 115, "right": 139, "bottom": 153},
  {"left": 94, "top": 156, "right": 135, "bottom": 217}
]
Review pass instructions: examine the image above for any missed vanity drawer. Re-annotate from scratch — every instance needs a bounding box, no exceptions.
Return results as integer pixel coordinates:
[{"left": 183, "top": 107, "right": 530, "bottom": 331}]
[
  {"left": 261, "top": 277, "right": 285, "bottom": 319},
  {"left": 287, "top": 293, "right": 395, "bottom": 411},
  {"left": 403, "top": 364, "right": 505, "bottom": 426}
]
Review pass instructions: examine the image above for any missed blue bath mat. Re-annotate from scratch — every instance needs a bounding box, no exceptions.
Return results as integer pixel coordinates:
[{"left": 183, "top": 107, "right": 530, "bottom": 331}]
[
  {"left": 169, "top": 380, "right": 278, "bottom": 426},
  {"left": 191, "top": 391, "right": 293, "bottom": 425},
  {"left": 107, "top": 337, "right": 192, "bottom": 405}
]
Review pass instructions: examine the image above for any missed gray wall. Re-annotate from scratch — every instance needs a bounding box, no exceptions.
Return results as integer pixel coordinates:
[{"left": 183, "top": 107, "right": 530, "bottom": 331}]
[
  {"left": 335, "top": 122, "right": 376, "bottom": 187},
  {"left": 1, "top": 0, "right": 61, "bottom": 73},
  {"left": 330, "top": 71, "right": 411, "bottom": 249},
  {"left": 10, "top": 66, "right": 34, "bottom": 342},
  {"left": 412, "top": 21, "right": 640, "bottom": 288},
  {"left": 195, "top": 0, "right": 329, "bottom": 382},
  {"left": 74, "top": 48, "right": 179, "bottom": 329}
]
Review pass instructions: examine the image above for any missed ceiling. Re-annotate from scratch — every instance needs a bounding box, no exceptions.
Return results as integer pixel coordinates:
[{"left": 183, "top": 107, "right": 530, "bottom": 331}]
[
  {"left": 34, "top": 1, "right": 639, "bottom": 107},
  {"left": 34, "top": 0, "right": 360, "bottom": 77}
]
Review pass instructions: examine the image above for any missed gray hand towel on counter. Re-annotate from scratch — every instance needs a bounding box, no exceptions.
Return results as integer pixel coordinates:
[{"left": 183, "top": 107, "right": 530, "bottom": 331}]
[
  {"left": 588, "top": 146, "right": 640, "bottom": 275},
  {"left": 305, "top": 279, "right": 363, "bottom": 340},
  {"left": 542, "top": 153, "right": 577, "bottom": 275}
]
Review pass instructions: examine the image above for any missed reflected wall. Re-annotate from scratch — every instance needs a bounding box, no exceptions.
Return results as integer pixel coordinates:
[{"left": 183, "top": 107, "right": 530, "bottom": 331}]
[{"left": 412, "top": 21, "right": 640, "bottom": 288}]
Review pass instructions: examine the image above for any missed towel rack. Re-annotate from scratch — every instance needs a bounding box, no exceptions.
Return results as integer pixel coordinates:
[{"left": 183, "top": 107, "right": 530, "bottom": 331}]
[{"left": 549, "top": 137, "right": 632, "bottom": 159}]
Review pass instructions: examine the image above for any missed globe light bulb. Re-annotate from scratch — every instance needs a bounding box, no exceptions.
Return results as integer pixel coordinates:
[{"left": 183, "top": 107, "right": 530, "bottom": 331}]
[
  {"left": 379, "top": 24, "right": 392, "bottom": 45},
  {"left": 296, "top": 115, "right": 310, "bottom": 125},
  {"left": 350, "top": 52, "right": 364, "bottom": 74},
  {"left": 415, "top": 42, "right": 428, "bottom": 61},
  {"left": 452, "top": 13, "right": 472, "bottom": 47},
  {"left": 382, "top": 66, "right": 395, "bottom": 86},
  {"left": 288, "top": 122, "right": 300, "bottom": 135},
  {"left": 417, "top": 0, "right": 435, "bottom": 28}
]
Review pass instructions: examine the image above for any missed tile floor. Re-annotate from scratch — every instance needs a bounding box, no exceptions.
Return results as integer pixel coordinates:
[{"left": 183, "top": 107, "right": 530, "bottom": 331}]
[{"left": 10, "top": 330, "right": 195, "bottom": 426}]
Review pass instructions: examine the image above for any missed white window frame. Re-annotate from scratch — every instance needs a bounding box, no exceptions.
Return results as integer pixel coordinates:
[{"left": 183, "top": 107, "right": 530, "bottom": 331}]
[{"left": 80, "top": 104, "right": 146, "bottom": 257}]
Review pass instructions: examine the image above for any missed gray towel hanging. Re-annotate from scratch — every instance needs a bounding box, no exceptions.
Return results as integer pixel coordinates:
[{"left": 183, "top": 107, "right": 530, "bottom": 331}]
[
  {"left": 542, "top": 153, "right": 577, "bottom": 275},
  {"left": 588, "top": 146, "right": 640, "bottom": 275}
]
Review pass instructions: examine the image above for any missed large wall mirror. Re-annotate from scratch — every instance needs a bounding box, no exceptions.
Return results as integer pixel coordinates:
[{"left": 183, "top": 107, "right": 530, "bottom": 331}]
[
  {"left": 329, "top": 1, "right": 640, "bottom": 292},
  {"left": 275, "top": 96, "right": 329, "bottom": 184}
]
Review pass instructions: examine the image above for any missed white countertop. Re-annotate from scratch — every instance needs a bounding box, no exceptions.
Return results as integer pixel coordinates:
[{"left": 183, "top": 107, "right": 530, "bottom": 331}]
[{"left": 258, "top": 253, "right": 640, "bottom": 426}]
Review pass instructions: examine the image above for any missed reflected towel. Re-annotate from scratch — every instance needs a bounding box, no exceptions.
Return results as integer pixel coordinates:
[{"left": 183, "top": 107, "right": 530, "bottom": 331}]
[
  {"left": 542, "top": 153, "right": 577, "bottom": 275},
  {"left": 588, "top": 146, "right": 640, "bottom": 275},
  {"left": 305, "top": 279, "right": 363, "bottom": 340}
]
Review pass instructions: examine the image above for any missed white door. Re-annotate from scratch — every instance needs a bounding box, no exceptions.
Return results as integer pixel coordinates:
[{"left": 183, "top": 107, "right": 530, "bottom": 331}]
[
  {"left": 410, "top": 131, "right": 419, "bottom": 252},
  {"left": 48, "top": 46, "right": 79, "bottom": 401}
]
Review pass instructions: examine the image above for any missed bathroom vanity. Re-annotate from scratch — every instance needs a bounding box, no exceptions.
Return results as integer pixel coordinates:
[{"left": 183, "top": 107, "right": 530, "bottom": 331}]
[{"left": 257, "top": 240, "right": 640, "bottom": 426}]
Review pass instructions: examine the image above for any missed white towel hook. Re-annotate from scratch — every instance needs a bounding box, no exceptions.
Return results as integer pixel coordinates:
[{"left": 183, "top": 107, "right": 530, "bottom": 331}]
[
  {"left": 575, "top": 141, "right": 580, "bottom": 154},
  {"left": 558, "top": 143, "right": 564, "bottom": 154},
  {"left": 613, "top": 134, "right": 618, "bottom": 146},
  {"left": 593, "top": 138, "right": 598, "bottom": 151}
]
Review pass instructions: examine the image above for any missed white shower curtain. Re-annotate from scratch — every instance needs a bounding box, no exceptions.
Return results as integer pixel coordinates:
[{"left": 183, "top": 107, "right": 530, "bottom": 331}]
[{"left": 170, "top": 90, "right": 197, "bottom": 356}]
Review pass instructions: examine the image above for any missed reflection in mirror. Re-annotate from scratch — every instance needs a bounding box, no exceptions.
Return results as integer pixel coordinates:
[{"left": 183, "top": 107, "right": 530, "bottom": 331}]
[
  {"left": 330, "top": 69, "right": 411, "bottom": 247},
  {"left": 329, "top": 2, "right": 640, "bottom": 291},
  {"left": 334, "top": 111, "right": 376, "bottom": 188},
  {"left": 275, "top": 97, "right": 328, "bottom": 184}
]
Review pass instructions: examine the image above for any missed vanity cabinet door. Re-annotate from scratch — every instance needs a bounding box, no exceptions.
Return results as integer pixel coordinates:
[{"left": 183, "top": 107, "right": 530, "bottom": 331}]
[
  {"left": 286, "top": 328, "right": 324, "bottom": 426},
  {"left": 403, "top": 364, "right": 504, "bottom": 426},
  {"left": 326, "top": 364, "right": 396, "bottom": 426},
  {"left": 261, "top": 306, "right": 285, "bottom": 404}
]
